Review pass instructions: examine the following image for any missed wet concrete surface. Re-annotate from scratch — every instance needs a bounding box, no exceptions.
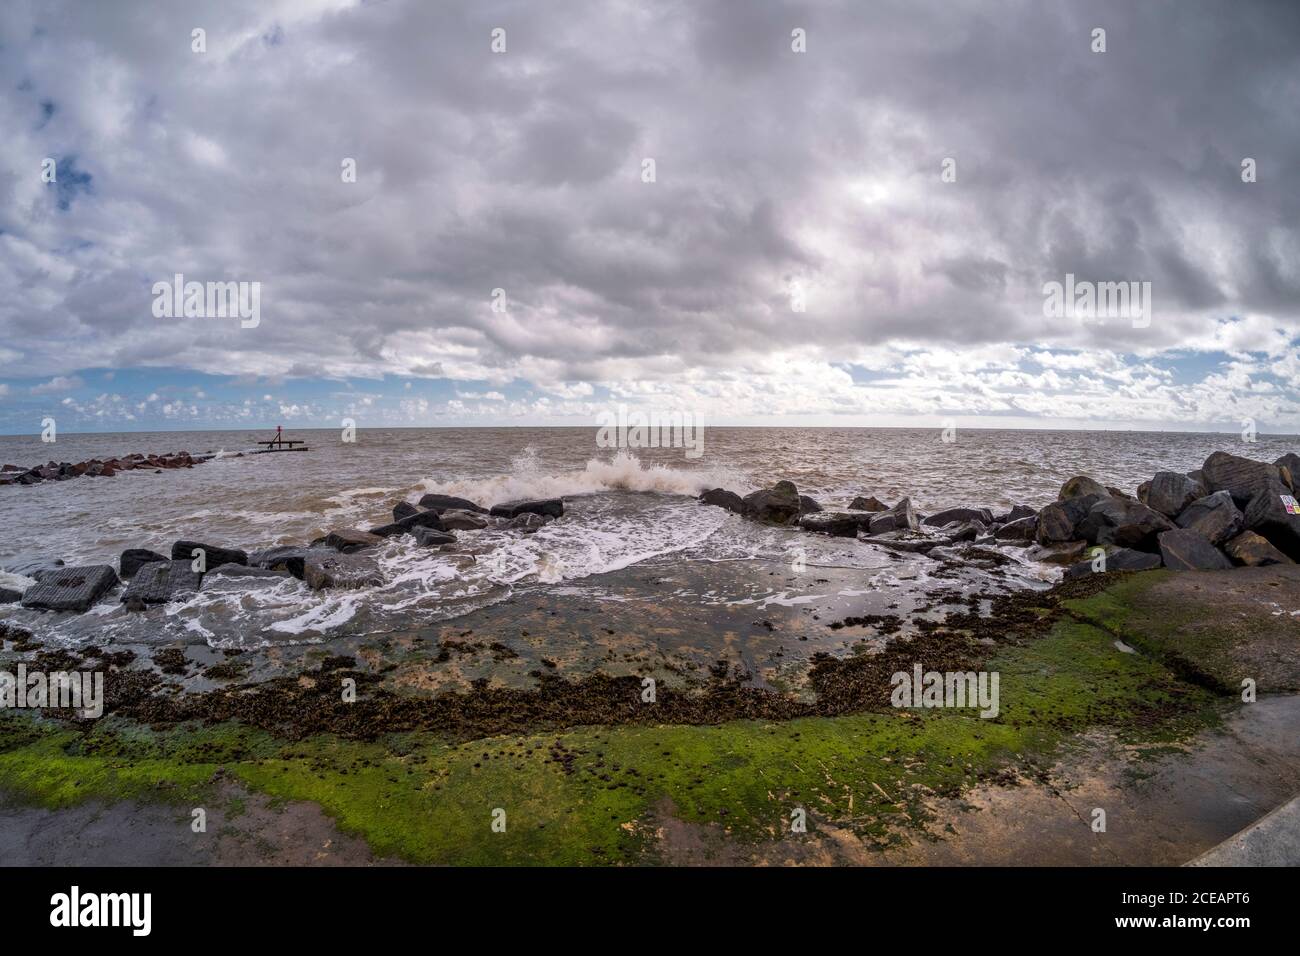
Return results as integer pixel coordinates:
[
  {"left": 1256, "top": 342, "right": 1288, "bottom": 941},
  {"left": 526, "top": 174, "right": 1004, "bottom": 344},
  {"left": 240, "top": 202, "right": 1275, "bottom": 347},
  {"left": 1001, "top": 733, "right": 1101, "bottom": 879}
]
[
  {"left": 646, "top": 694, "right": 1300, "bottom": 866},
  {"left": 0, "top": 782, "right": 396, "bottom": 866}
]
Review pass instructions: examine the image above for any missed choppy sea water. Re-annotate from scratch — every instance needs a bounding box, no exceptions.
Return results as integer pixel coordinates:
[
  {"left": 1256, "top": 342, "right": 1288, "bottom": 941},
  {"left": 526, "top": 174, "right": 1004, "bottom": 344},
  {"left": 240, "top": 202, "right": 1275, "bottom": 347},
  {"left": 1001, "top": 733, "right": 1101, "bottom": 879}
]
[{"left": 0, "top": 427, "right": 1294, "bottom": 649}]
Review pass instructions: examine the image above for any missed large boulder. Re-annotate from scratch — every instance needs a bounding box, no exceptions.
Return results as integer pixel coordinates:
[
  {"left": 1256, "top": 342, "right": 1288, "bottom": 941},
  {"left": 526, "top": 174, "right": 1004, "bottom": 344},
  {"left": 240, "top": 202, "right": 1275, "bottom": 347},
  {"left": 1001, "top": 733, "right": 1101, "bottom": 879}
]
[
  {"left": 799, "top": 495, "right": 822, "bottom": 515},
  {"left": 171, "top": 540, "right": 248, "bottom": 569},
  {"left": 993, "top": 504, "right": 1036, "bottom": 523},
  {"left": 1275, "top": 453, "right": 1300, "bottom": 491},
  {"left": 993, "top": 515, "right": 1038, "bottom": 542},
  {"left": 1175, "top": 491, "right": 1243, "bottom": 546},
  {"left": 699, "top": 488, "right": 745, "bottom": 514},
  {"left": 1145, "top": 471, "right": 1206, "bottom": 517},
  {"left": 868, "top": 497, "right": 919, "bottom": 534},
  {"left": 1157, "top": 529, "right": 1232, "bottom": 571},
  {"left": 120, "top": 548, "right": 168, "bottom": 579},
  {"left": 489, "top": 498, "right": 565, "bottom": 520},
  {"left": 439, "top": 509, "right": 489, "bottom": 531},
  {"left": 1224, "top": 531, "right": 1293, "bottom": 567},
  {"left": 1063, "top": 546, "right": 1163, "bottom": 579},
  {"left": 1026, "top": 541, "right": 1088, "bottom": 566},
  {"left": 1077, "top": 499, "right": 1174, "bottom": 551},
  {"left": 506, "top": 513, "right": 549, "bottom": 534},
  {"left": 923, "top": 506, "right": 993, "bottom": 528},
  {"left": 247, "top": 546, "right": 314, "bottom": 579},
  {"left": 798, "top": 511, "right": 864, "bottom": 537},
  {"left": 302, "top": 551, "right": 382, "bottom": 590},
  {"left": 4, "top": 557, "right": 65, "bottom": 581},
  {"left": 369, "top": 509, "right": 447, "bottom": 537},
  {"left": 1242, "top": 483, "right": 1300, "bottom": 560},
  {"left": 20, "top": 565, "right": 119, "bottom": 613},
  {"left": 419, "top": 493, "right": 488, "bottom": 514},
  {"left": 392, "top": 501, "right": 420, "bottom": 521},
  {"left": 741, "top": 481, "right": 801, "bottom": 525},
  {"left": 1059, "top": 476, "right": 1108, "bottom": 500},
  {"left": 1200, "top": 451, "right": 1284, "bottom": 507},
  {"left": 412, "top": 527, "right": 458, "bottom": 547},
  {"left": 1035, "top": 494, "right": 1101, "bottom": 545},
  {"left": 121, "top": 560, "right": 203, "bottom": 606},
  {"left": 324, "top": 529, "right": 384, "bottom": 553},
  {"left": 848, "top": 495, "right": 889, "bottom": 512}
]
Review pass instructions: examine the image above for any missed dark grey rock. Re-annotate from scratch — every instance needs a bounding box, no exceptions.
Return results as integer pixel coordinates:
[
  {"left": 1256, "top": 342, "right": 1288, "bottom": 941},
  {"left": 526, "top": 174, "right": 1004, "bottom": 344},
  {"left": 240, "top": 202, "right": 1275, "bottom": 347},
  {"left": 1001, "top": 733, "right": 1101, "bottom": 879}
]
[
  {"left": 1175, "top": 490, "right": 1244, "bottom": 546},
  {"left": 0, "top": 588, "right": 22, "bottom": 604},
  {"left": 418, "top": 493, "right": 488, "bottom": 514},
  {"left": 1059, "top": 476, "right": 1108, "bottom": 500},
  {"left": 302, "top": 551, "right": 382, "bottom": 590},
  {"left": 868, "top": 497, "right": 919, "bottom": 534},
  {"left": 1224, "top": 531, "right": 1293, "bottom": 567},
  {"left": 412, "top": 527, "right": 458, "bottom": 547},
  {"left": 1064, "top": 546, "right": 1163, "bottom": 579},
  {"left": 1200, "top": 451, "right": 1284, "bottom": 507},
  {"left": 799, "top": 495, "right": 822, "bottom": 515},
  {"left": 1158, "top": 529, "right": 1232, "bottom": 571},
  {"left": 993, "top": 504, "right": 1035, "bottom": 523},
  {"left": 994, "top": 515, "right": 1038, "bottom": 542},
  {"left": 119, "top": 548, "right": 168, "bottom": 579},
  {"left": 1026, "top": 541, "right": 1088, "bottom": 566},
  {"left": 324, "top": 529, "right": 384, "bottom": 553},
  {"left": 1146, "top": 472, "right": 1206, "bottom": 517},
  {"left": 1275, "top": 453, "right": 1300, "bottom": 491},
  {"left": 798, "top": 511, "right": 863, "bottom": 537},
  {"left": 439, "top": 509, "right": 489, "bottom": 531},
  {"left": 506, "top": 513, "right": 549, "bottom": 533},
  {"left": 1077, "top": 499, "right": 1174, "bottom": 551},
  {"left": 1036, "top": 494, "right": 1102, "bottom": 544},
  {"left": 699, "top": 488, "right": 745, "bottom": 514},
  {"left": 120, "top": 560, "right": 203, "bottom": 605},
  {"left": 847, "top": 495, "right": 889, "bottom": 512},
  {"left": 489, "top": 498, "right": 565, "bottom": 520},
  {"left": 247, "top": 546, "right": 314, "bottom": 579},
  {"left": 941, "top": 521, "right": 984, "bottom": 543},
  {"left": 20, "top": 565, "right": 119, "bottom": 613},
  {"left": 170, "top": 540, "right": 248, "bottom": 569},
  {"left": 3, "top": 558, "right": 65, "bottom": 581},
  {"left": 740, "top": 481, "right": 801, "bottom": 525},
  {"left": 369, "top": 509, "right": 447, "bottom": 537},
  {"left": 392, "top": 501, "right": 419, "bottom": 521},
  {"left": 1242, "top": 482, "right": 1300, "bottom": 560},
  {"left": 923, "top": 506, "right": 993, "bottom": 527},
  {"left": 927, "top": 544, "right": 1014, "bottom": 568}
]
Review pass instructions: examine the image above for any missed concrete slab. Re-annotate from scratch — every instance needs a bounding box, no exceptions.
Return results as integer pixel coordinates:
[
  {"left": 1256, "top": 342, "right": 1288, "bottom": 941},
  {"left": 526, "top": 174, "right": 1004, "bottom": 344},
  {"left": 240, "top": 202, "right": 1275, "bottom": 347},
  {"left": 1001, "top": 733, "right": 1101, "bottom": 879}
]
[{"left": 1189, "top": 795, "right": 1300, "bottom": 866}]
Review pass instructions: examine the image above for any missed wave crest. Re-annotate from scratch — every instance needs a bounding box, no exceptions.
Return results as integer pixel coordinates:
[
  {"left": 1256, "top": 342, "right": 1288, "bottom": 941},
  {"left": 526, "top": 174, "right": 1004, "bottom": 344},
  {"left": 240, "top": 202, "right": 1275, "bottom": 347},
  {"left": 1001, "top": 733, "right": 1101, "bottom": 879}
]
[{"left": 419, "top": 449, "right": 748, "bottom": 505}]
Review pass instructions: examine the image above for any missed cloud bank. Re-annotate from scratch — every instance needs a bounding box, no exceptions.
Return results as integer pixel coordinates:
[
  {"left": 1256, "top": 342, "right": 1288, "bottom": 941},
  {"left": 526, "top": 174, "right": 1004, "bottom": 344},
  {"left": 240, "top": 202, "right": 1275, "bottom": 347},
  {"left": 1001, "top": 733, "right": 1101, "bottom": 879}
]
[{"left": 1, "top": 0, "right": 1297, "bottom": 432}]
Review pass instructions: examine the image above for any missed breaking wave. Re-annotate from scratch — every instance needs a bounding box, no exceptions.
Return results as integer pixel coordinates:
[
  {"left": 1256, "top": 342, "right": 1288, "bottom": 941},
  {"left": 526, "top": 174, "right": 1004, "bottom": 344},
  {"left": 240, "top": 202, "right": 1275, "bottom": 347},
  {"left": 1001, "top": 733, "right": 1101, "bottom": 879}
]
[{"left": 418, "top": 448, "right": 751, "bottom": 506}]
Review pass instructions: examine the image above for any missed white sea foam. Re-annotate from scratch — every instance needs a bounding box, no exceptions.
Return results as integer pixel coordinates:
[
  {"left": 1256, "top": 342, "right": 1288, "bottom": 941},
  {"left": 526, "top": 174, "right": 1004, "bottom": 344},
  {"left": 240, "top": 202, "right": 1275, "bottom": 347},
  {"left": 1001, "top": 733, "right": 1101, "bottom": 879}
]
[{"left": 418, "top": 449, "right": 750, "bottom": 506}]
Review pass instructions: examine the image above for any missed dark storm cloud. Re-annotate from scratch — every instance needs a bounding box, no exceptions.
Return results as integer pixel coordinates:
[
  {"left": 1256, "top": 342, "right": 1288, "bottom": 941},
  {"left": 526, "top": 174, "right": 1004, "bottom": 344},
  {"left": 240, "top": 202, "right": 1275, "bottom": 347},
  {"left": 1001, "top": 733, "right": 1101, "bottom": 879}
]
[{"left": 0, "top": 0, "right": 1297, "bottom": 427}]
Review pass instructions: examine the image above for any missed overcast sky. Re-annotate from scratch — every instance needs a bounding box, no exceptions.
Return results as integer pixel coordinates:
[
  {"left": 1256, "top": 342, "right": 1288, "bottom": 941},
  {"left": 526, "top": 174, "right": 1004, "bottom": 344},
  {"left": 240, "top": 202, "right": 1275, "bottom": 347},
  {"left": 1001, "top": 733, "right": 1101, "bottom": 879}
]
[{"left": 1, "top": 0, "right": 1298, "bottom": 434}]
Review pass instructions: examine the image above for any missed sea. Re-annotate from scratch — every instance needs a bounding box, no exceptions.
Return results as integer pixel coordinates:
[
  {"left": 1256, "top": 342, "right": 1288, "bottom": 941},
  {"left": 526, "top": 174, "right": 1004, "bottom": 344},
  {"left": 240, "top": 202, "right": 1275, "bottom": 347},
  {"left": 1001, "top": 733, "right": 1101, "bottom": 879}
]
[{"left": 1, "top": 427, "right": 1294, "bottom": 651}]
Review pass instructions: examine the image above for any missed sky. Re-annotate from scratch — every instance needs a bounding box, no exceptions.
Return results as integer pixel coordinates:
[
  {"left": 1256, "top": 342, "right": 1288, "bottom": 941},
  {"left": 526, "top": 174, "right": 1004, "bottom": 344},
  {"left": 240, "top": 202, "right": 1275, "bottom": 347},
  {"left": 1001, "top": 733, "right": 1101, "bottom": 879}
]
[{"left": 1, "top": 0, "right": 1298, "bottom": 435}]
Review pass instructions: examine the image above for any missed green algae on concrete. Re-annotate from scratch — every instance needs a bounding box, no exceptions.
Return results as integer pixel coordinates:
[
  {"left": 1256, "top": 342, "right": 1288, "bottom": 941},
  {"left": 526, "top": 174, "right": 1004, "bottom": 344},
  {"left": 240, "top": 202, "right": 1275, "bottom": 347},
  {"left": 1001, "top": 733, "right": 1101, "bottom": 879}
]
[
  {"left": 1063, "top": 565, "right": 1300, "bottom": 693},
  {"left": 0, "top": 584, "right": 1229, "bottom": 864}
]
